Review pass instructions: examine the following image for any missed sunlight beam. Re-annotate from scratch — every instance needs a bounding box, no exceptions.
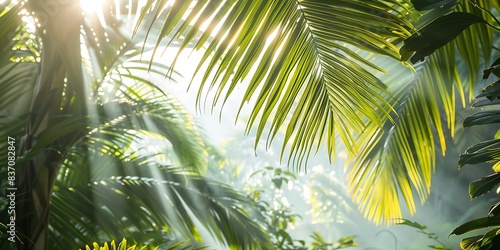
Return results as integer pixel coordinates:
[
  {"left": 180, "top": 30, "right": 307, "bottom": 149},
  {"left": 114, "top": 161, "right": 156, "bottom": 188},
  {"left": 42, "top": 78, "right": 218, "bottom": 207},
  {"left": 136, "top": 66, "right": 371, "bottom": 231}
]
[{"left": 80, "top": 0, "right": 107, "bottom": 28}]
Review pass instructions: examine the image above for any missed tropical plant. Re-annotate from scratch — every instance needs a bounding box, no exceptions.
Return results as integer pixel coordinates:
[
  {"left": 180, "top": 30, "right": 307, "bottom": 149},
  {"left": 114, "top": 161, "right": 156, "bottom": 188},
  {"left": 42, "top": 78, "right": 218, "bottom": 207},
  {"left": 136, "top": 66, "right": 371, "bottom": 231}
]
[
  {"left": 132, "top": 0, "right": 500, "bottom": 225},
  {"left": 80, "top": 238, "right": 205, "bottom": 250},
  {"left": 80, "top": 238, "right": 199, "bottom": 250},
  {"left": 450, "top": 56, "right": 500, "bottom": 249},
  {"left": 248, "top": 167, "right": 357, "bottom": 250},
  {"left": 347, "top": 0, "right": 500, "bottom": 225},
  {"left": 397, "top": 219, "right": 453, "bottom": 250},
  {"left": 3, "top": 0, "right": 500, "bottom": 249},
  {"left": 0, "top": 1, "right": 271, "bottom": 249}
]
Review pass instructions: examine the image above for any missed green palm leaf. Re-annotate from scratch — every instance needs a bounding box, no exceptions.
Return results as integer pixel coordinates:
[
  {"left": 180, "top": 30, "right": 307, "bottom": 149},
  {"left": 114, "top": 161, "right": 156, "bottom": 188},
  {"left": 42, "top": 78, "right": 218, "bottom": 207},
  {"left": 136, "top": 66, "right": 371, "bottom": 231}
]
[
  {"left": 135, "top": 0, "right": 414, "bottom": 168},
  {"left": 80, "top": 238, "right": 201, "bottom": 250},
  {"left": 57, "top": 36, "right": 264, "bottom": 247},
  {"left": 346, "top": 1, "right": 496, "bottom": 224},
  {"left": 1, "top": 2, "right": 271, "bottom": 248},
  {"left": 0, "top": 1, "right": 38, "bottom": 214},
  {"left": 53, "top": 155, "right": 271, "bottom": 249}
]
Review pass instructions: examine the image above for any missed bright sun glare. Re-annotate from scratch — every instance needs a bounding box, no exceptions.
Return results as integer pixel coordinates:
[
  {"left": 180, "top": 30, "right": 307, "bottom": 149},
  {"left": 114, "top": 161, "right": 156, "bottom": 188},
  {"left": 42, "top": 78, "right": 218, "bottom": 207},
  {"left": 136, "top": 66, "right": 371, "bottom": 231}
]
[
  {"left": 80, "top": 0, "right": 107, "bottom": 28},
  {"left": 80, "top": 0, "right": 105, "bottom": 14}
]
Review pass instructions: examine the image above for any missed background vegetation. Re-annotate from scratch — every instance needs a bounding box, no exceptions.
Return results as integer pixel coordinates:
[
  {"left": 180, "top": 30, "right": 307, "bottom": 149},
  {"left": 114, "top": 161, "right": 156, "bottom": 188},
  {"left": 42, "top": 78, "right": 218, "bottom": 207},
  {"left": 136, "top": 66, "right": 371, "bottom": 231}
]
[{"left": 1, "top": 0, "right": 500, "bottom": 249}]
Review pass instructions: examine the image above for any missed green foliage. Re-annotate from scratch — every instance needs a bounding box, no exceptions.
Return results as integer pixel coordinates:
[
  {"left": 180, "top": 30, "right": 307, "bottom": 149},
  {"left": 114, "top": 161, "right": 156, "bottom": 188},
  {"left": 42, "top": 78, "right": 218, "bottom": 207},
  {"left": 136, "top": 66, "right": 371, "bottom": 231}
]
[
  {"left": 451, "top": 55, "right": 500, "bottom": 248},
  {"left": 133, "top": 0, "right": 499, "bottom": 227},
  {"left": 81, "top": 238, "right": 158, "bottom": 250},
  {"left": 310, "top": 233, "right": 357, "bottom": 250},
  {"left": 0, "top": 1, "right": 273, "bottom": 249},
  {"left": 249, "top": 167, "right": 357, "bottom": 250},
  {"left": 5, "top": 1, "right": 500, "bottom": 249},
  {"left": 346, "top": 0, "right": 498, "bottom": 225},
  {"left": 134, "top": 0, "right": 414, "bottom": 169},
  {"left": 80, "top": 238, "right": 202, "bottom": 250},
  {"left": 482, "top": 58, "right": 500, "bottom": 80},
  {"left": 397, "top": 219, "right": 454, "bottom": 250},
  {"left": 250, "top": 166, "right": 297, "bottom": 189},
  {"left": 400, "top": 12, "right": 487, "bottom": 63}
]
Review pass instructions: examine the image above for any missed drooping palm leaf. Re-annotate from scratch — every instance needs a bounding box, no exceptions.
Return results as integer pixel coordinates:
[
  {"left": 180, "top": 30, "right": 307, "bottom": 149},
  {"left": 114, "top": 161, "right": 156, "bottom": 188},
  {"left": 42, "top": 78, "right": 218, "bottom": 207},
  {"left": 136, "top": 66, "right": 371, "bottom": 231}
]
[
  {"left": 347, "top": 48, "right": 458, "bottom": 224},
  {"left": 134, "top": 0, "right": 415, "bottom": 168},
  {"left": 59, "top": 37, "right": 266, "bottom": 248},
  {"left": 53, "top": 154, "right": 272, "bottom": 249},
  {"left": 1, "top": 1, "right": 272, "bottom": 248},
  {"left": 346, "top": 1, "right": 496, "bottom": 224}
]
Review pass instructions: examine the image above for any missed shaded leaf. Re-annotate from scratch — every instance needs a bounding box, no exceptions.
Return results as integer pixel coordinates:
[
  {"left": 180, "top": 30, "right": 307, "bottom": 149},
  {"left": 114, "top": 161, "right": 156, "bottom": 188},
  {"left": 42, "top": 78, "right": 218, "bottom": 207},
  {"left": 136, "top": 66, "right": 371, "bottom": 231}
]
[
  {"left": 271, "top": 177, "right": 283, "bottom": 189},
  {"left": 463, "top": 111, "right": 500, "bottom": 127},
  {"left": 472, "top": 99, "right": 500, "bottom": 108},
  {"left": 488, "top": 202, "right": 500, "bottom": 217},
  {"left": 483, "top": 57, "right": 500, "bottom": 79},
  {"left": 19, "top": 116, "right": 89, "bottom": 161},
  {"left": 469, "top": 173, "right": 500, "bottom": 198},
  {"left": 477, "top": 80, "right": 500, "bottom": 101},
  {"left": 460, "top": 235, "right": 483, "bottom": 249},
  {"left": 459, "top": 139, "right": 500, "bottom": 168},
  {"left": 451, "top": 217, "right": 500, "bottom": 235},
  {"left": 401, "top": 12, "right": 487, "bottom": 63}
]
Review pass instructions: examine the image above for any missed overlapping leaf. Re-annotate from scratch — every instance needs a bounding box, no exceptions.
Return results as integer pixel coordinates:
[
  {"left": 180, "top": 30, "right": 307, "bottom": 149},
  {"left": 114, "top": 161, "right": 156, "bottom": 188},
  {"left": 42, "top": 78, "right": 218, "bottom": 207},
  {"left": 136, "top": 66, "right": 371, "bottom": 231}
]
[
  {"left": 132, "top": 0, "right": 500, "bottom": 225},
  {"left": 459, "top": 139, "right": 500, "bottom": 167},
  {"left": 0, "top": 1, "right": 39, "bottom": 213},
  {"left": 135, "top": 0, "right": 414, "bottom": 169},
  {"left": 0, "top": 1, "right": 272, "bottom": 248},
  {"left": 468, "top": 173, "right": 500, "bottom": 198},
  {"left": 49, "top": 39, "right": 265, "bottom": 248},
  {"left": 347, "top": 1, "right": 495, "bottom": 224},
  {"left": 53, "top": 155, "right": 271, "bottom": 249},
  {"left": 400, "top": 12, "right": 487, "bottom": 63}
]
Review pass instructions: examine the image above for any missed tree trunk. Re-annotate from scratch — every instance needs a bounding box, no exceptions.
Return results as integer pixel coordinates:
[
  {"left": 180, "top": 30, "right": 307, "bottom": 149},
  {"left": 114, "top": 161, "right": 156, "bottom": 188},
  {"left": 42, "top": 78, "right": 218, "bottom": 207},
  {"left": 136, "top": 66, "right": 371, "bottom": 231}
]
[{"left": 16, "top": 0, "right": 84, "bottom": 249}]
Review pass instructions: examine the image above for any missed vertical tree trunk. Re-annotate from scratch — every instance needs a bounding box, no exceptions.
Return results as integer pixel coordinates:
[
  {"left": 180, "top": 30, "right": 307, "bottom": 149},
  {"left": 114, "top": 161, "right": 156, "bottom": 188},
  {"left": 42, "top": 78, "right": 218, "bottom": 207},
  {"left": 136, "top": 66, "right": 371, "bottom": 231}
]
[{"left": 16, "top": 1, "right": 85, "bottom": 249}]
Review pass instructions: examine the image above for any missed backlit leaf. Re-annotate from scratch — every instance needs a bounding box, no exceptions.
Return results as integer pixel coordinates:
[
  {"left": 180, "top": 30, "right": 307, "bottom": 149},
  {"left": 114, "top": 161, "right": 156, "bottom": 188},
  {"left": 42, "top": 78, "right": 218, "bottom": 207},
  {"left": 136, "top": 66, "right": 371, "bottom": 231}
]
[{"left": 469, "top": 173, "right": 500, "bottom": 198}]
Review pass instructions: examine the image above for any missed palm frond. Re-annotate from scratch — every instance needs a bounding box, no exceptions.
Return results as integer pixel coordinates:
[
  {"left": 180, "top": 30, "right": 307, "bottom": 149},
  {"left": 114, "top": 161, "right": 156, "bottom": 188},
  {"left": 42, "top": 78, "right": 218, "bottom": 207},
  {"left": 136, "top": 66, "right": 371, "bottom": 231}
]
[
  {"left": 80, "top": 238, "right": 201, "bottom": 250},
  {"left": 78, "top": 10, "right": 209, "bottom": 173},
  {"left": 0, "top": 1, "right": 38, "bottom": 200},
  {"left": 52, "top": 151, "right": 272, "bottom": 249},
  {"left": 1, "top": 2, "right": 262, "bottom": 248},
  {"left": 0, "top": 1, "right": 38, "bottom": 119},
  {"left": 71, "top": 9, "right": 266, "bottom": 247},
  {"left": 346, "top": 1, "right": 496, "bottom": 224},
  {"left": 135, "top": 0, "right": 415, "bottom": 168},
  {"left": 94, "top": 97, "right": 208, "bottom": 173}
]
